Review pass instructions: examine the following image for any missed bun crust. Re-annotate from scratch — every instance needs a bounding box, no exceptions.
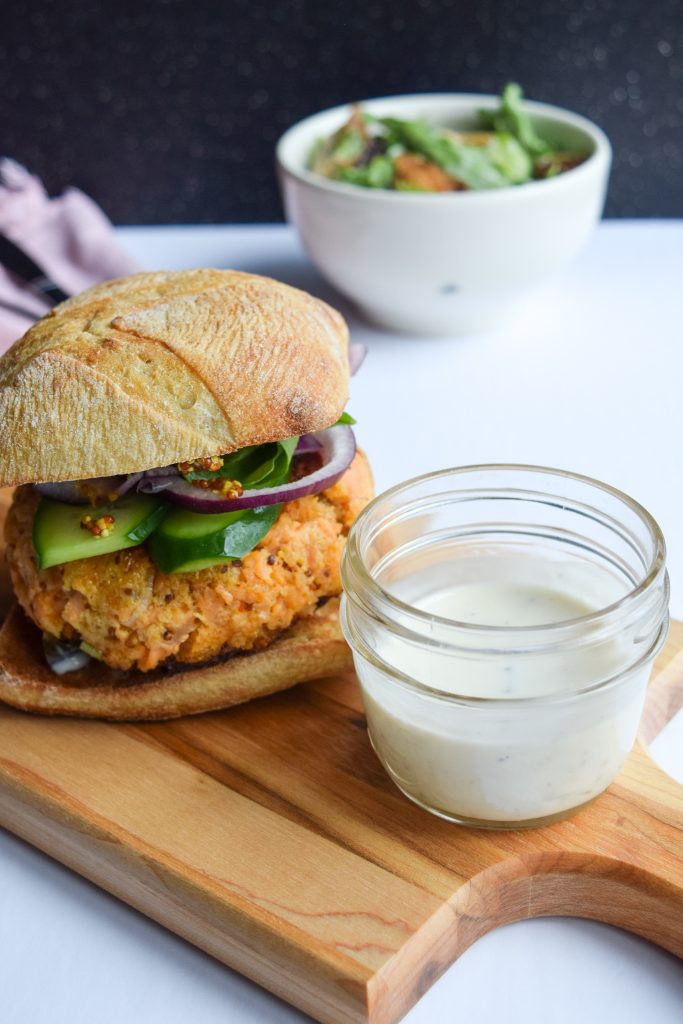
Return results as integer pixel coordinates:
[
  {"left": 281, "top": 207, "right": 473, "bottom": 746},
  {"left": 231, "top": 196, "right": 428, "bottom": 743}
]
[
  {"left": 0, "top": 490, "right": 12, "bottom": 620},
  {"left": 0, "top": 270, "right": 349, "bottom": 487},
  {"left": 0, "top": 598, "right": 352, "bottom": 720}
]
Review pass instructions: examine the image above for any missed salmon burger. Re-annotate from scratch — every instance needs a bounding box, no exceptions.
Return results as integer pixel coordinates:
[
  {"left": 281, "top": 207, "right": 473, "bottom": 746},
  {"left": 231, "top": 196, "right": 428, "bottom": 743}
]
[{"left": 0, "top": 269, "right": 372, "bottom": 719}]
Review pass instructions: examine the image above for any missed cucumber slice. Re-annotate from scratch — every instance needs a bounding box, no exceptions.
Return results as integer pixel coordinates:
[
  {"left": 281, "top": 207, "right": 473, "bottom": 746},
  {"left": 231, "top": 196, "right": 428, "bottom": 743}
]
[
  {"left": 147, "top": 503, "right": 281, "bottom": 574},
  {"left": 33, "top": 495, "right": 167, "bottom": 570}
]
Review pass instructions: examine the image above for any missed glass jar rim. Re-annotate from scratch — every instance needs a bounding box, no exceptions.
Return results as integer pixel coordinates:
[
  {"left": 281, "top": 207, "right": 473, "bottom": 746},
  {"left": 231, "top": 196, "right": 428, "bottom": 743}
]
[{"left": 343, "top": 463, "right": 667, "bottom": 642}]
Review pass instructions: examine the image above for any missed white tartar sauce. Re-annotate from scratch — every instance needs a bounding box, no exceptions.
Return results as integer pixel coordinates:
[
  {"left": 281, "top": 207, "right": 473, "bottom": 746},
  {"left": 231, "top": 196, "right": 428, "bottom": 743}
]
[{"left": 358, "top": 553, "right": 651, "bottom": 825}]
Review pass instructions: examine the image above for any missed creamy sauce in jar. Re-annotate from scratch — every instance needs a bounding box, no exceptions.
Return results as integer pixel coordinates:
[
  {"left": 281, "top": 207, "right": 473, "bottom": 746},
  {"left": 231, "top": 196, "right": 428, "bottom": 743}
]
[
  {"left": 420, "top": 581, "right": 591, "bottom": 627},
  {"left": 357, "top": 551, "right": 650, "bottom": 825},
  {"left": 341, "top": 465, "right": 668, "bottom": 829}
]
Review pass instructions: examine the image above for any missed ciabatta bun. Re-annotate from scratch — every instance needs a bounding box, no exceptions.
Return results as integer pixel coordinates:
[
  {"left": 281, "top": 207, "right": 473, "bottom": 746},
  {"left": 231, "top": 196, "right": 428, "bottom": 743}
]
[
  {"left": 0, "top": 270, "right": 349, "bottom": 487},
  {"left": 0, "top": 489, "right": 12, "bottom": 621},
  {"left": 0, "top": 598, "right": 351, "bottom": 721}
]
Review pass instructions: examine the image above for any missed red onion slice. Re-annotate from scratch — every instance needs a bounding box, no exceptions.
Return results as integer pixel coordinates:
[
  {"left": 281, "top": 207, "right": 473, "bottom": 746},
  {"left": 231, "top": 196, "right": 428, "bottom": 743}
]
[
  {"left": 34, "top": 473, "right": 140, "bottom": 505},
  {"left": 143, "top": 466, "right": 178, "bottom": 478},
  {"left": 349, "top": 342, "right": 367, "bottom": 375},
  {"left": 137, "top": 473, "right": 179, "bottom": 493},
  {"left": 140, "top": 425, "right": 356, "bottom": 513},
  {"left": 34, "top": 481, "right": 89, "bottom": 505},
  {"left": 295, "top": 434, "right": 323, "bottom": 454},
  {"left": 43, "top": 635, "right": 92, "bottom": 675},
  {"left": 117, "top": 472, "right": 144, "bottom": 495}
]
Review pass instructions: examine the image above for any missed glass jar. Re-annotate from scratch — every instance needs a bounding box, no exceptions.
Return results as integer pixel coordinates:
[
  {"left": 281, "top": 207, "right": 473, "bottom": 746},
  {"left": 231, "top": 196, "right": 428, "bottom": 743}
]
[{"left": 341, "top": 465, "right": 669, "bottom": 829}]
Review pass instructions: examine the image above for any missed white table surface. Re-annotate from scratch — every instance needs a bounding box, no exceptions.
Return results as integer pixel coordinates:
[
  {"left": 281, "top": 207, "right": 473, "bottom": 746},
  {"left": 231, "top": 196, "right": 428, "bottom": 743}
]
[{"left": 2, "top": 221, "right": 683, "bottom": 1023}]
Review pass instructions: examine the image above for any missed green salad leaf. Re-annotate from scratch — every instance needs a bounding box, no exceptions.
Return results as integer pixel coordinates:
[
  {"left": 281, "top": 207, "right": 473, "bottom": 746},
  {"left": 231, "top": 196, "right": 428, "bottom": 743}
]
[
  {"left": 486, "top": 131, "right": 533, "bottom": 184},
  {"left": 380, "top": 117, "right": 509, "bottom": 189},
  {"left": 336, "top": 155, "right": 394, "bottom": 189},
  {"left": 308, "top": 82, "right": 586, "bottom": 193},
  {"left": 181, "top": 438, "right": 299, "bottom": 489},
  {"left": 479, "top": 82, "right": 551, "bottom": 157},
  {"left": 331, "top": 127, "right": 366, "bottom": 164}
]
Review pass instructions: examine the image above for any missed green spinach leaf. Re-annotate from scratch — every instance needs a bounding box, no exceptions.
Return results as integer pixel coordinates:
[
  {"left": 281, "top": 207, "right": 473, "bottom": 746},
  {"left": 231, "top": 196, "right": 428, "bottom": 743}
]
[{"left": 182, "top": 438, "right": 299, "bottom": 490}]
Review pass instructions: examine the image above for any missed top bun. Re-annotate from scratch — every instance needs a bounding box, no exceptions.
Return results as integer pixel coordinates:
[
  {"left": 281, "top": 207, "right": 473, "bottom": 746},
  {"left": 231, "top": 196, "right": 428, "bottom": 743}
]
[{"left": 0, "top": 270, "right": 349, "bottom": 486}]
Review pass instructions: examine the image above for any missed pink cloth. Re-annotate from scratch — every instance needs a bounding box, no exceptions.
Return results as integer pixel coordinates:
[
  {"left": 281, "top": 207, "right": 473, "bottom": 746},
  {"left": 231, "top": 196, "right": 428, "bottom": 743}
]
[{"left": 0, "top": 159, "right": 139, "bottom": 354}]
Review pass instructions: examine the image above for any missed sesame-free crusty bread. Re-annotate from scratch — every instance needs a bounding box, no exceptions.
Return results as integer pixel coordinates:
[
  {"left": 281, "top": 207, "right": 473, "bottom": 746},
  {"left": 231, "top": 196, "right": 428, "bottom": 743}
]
[
  {"left": 0, "top": 489, "right": 12, "bottom": 621},
  {"left": 0, "top": 597, "right": 352, "bottom": 720},
  {"left": 0, "top": 270, "right": 349, "bottom": 487}
]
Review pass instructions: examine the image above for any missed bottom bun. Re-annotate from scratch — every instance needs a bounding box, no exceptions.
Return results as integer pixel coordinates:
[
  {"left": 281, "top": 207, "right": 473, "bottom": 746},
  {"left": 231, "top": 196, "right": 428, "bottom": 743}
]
[{"left": 0, "top": 598, "right": 352, "bottom": 721}]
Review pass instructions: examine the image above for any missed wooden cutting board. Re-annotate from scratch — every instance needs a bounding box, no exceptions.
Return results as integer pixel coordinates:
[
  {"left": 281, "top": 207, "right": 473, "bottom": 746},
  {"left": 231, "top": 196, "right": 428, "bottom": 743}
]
[{"left": 0, "top": 488, "right": 681, "bottom": 1024}]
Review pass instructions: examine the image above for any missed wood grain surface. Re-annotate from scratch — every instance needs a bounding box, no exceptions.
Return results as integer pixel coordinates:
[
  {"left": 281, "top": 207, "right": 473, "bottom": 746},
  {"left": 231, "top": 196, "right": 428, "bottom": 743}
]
[{"left": 0, "top": 486, "right": 681, "bottom": 1024}]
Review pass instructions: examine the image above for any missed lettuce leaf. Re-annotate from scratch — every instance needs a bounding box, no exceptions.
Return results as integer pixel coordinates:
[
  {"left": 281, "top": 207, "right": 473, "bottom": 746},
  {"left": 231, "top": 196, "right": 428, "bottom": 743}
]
[{"left": 479, "top": 82, "right": 551, "bottom": 157}]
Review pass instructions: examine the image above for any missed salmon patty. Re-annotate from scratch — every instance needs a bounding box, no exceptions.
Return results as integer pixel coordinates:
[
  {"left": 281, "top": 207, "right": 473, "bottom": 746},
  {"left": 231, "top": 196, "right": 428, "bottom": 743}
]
[{"left": 4, "top": 452, "right": 373, "bottom": 672}]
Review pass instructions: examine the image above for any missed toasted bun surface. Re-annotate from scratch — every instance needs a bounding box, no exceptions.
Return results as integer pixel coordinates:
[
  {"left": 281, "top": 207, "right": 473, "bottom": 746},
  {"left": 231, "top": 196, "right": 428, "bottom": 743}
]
[
  {"left": 0, "top": 598, "right": 351, "bottom": 720},
  {"left": 0, "top": 489, "right": 12, "bottom": 620},
  {"left": 0, "top": 270, "right": 349, "bottom": 487}
]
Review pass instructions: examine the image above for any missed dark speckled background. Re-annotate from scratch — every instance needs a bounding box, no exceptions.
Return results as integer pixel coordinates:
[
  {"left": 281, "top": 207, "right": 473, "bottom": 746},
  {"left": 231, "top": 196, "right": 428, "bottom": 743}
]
[{"left": 1, "top": 0, "right": 682, "bottom": 222}]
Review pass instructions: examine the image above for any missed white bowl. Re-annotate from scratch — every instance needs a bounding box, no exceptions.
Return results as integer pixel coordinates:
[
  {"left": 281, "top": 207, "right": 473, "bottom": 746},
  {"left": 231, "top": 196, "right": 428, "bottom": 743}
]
[{"left": 276, "top": 94, "right": 611, "bottom": 336}]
